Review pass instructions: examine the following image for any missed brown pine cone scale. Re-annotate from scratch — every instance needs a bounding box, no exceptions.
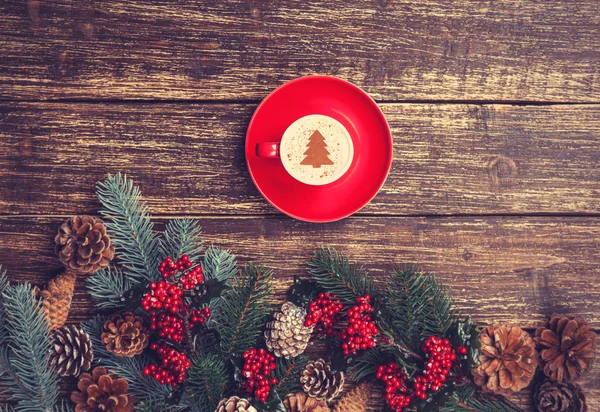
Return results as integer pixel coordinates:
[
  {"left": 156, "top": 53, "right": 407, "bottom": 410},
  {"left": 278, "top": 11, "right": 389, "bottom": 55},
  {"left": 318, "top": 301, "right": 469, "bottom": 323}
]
[
  {"left": 50, "top": 324, "right": 93, "bottom": 377},
  {"left": 284, "top": 392, "right": 330, "bottom": 412},
  {"left": 265, "top": 302, "right": 314, "bottom": 359},
  {"left": 38, "top": 271, "right": 77, "bottom": 331},
  {"left": 333, "top": 382, "right": 370, "bottom": 412},
  {"left": 71, "top": 367, "right": 133, "bottom": 412},
  {"left": 216, "top": 396, "right": 257, "bottom": 412},
  {"left": 55, "top": 215, "right": 115, "bottom": 274},
  {"left": 101, "top": 312, "right": 149, "bottom": 358},
  {"left": 534, "top": 380, "right": 587, "bottom": 412},
  {"left": 301, "top": 359, "right": 344, "bottom": 402},
  {"left": 534, "top": 314, "right": 596, "bottom": 383}
]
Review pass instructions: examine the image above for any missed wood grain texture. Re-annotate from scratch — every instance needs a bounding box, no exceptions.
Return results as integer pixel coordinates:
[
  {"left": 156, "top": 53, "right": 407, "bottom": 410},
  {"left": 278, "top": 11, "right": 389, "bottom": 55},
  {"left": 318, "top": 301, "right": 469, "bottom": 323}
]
[
  {"left": 1, "top": 0, "right": 599, "bottom": 102},
  {"left": 1, "top": 102, "right": 599, "bottom": 216},
  {"left": 0, "top": 215, "right": 598, "bottom": 410}
]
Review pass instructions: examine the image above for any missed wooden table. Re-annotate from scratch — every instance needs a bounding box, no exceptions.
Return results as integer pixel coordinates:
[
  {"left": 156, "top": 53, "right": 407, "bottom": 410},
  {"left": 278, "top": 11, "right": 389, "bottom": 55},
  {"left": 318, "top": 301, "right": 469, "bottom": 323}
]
[{"left": 1, "top": 1, "right": 598, "bottom": 410}]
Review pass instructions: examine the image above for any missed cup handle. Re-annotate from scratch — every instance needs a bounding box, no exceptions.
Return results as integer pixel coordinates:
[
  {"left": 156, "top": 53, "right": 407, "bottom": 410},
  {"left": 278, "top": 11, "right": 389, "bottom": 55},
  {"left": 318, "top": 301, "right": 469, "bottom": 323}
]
[{"left": 256, "top": 142, "right": 280, "bottom": 158}]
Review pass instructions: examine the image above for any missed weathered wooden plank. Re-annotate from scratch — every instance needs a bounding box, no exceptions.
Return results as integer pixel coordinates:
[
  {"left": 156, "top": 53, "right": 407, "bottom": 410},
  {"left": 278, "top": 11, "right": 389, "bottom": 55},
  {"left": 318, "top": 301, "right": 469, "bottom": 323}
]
[
  {"left": 1, "top": 0, "right": 598, "bottom": 102},
  {"left": 0, "top": 215, "right": 598, "bottom": 410},
  {"left": 1, "top": 103, "right": 599, "bottom": 216}
]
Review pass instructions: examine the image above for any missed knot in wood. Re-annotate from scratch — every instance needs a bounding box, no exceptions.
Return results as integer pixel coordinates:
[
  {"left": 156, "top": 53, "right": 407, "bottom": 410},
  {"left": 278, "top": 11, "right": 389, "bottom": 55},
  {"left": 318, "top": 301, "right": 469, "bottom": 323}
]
[{"left": 488, "top": 156, "right": 518, "bottom": 188}]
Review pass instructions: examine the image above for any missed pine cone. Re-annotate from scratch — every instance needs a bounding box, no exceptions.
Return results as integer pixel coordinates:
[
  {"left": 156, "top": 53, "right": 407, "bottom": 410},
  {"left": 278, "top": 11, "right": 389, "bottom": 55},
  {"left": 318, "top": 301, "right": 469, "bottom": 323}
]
[
  {"left": 333, "top": 382, "right": 370, "bottom": 412},
  {"left": 301, "top": 359, "right": 345, "bottom": 402},
  {"left": 101, "top": 312, "right": 149, "bottom": 357},
  {"left": 284, "top": 392, "right": 330, "bottom": 412},
  {"left": 50, "top": 324, "right": 93, "bottom": 377},
  {"left": 534, "top": 314, "right": 597, "bottom": 383},
  {"left": 472, "top": 324, "right": 538, "bottom": 396},
  {"left": 37, "top": 271, "right": 77, "bottom": 331},
  {"left": 265, "top": 302, "right": 314, "bottom": 359},
  {"left": 534, "top": 380, "right": 587, "bottom": 412},
  {"left": 55, "top": 215, "right": 115, "bottom": 274},
  {"left": 215, "top": 396, "right": 257, "bottom": 412},
  {"left": 71, "top": 367, "right": 134, "bottom": 412}
]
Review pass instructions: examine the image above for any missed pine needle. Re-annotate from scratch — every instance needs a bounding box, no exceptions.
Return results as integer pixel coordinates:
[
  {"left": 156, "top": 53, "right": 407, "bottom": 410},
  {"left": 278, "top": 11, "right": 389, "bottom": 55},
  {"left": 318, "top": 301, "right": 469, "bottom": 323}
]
[
  {"left": 86, "top": 266, "right": 133, "bottom": 308},
  {"left": 160, "top": 219, "right": 204, "bottom": 262},
  {"left": 186, "top": 355, "right": 228, "bottom": 411}
]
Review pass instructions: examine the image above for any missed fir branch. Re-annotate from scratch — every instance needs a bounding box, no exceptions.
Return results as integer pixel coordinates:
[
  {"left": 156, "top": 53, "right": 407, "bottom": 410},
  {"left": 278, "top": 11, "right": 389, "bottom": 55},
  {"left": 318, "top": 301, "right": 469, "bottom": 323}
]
[
  {"left": 274, "top": 355, "right": 309, "bottom": 396},
  {"left": 381, "top": 268, "right": 456, "bottom": 350},
  {"left": 96, "top": 173, "right": 161, "bottom": 282},
  {"left": 185, "top": 355, "right": 228, "bottom": 412},
  {"left": 442, "top": 385, "right": 523, "bottom": 412},
  {"left": 81, "top": 316, "right": 174, "bottom": 407},
  {"left": 86, "top": 266, "right": 134, "bottom": 308},
  {"left": 307, "top": 248, "right": 374, "bottom": 307},
  {"left": 348, "top": 346, "right": 415, "bottom": 382},
  {"left": 160, "top": 219, "right": 204, "bottom": 262},
  {"left": 1, "top": 283, "right": 59, "bottom": 412},
  {"left": 0, "top": 267, "right": 9, "bottom": 344},
  {"left": 203, "top": 246, "right": 237, "bottom": 282},
  {"left": 213, "top": 264, "right": 273, "bottom": 357}
]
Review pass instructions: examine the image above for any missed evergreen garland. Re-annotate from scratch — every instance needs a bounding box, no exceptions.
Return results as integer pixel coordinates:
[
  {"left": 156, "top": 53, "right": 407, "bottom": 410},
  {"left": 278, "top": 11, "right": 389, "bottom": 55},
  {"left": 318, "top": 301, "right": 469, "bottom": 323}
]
[
  {"left": 0, "top": 282, "right": 59, "bottom": 412},
  {"left": 185, "top": 355, "right": 228, "bottom": 411},
  {"left": 213, "top": 263, "right": 274, "bottom": 358}
]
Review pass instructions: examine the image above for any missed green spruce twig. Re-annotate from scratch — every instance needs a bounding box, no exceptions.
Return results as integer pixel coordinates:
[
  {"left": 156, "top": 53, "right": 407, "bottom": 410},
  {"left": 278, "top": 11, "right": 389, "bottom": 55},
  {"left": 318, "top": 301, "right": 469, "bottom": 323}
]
[
  {"left": 185, "top": 355, "right": 228, "bottom": 412},
  {"left": 160, "top": 219, "right": 204, "bottom": 263},
  {"left": 307, "top": 248, "right": 374, "bottom": 307},
  {"left": 203, "top": 246, "right": 237, "bottom": 282},
  {"left": 0, "top": 283, "right": 59, "bottom": 412},
  {"left": 442, "top": 384, "right": 523, "bottom": 411},
  {"left": 96, "top": 173, "right": 161, "bottom": 282},
  {"left": 86, "top": 266, "right": 133, "bottom": 308},
  {"left": 213, "top": 263, "right": 273, "bottom": 357},
  {"left": 274, "top": 355, "right": 309, "bottom": 396}
]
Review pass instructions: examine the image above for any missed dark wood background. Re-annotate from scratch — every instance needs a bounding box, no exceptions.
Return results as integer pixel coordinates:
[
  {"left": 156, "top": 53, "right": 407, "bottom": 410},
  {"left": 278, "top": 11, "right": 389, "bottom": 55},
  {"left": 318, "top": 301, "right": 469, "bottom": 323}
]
[{"left": 1, "top": 1, "right": 598, "bottom": 410}]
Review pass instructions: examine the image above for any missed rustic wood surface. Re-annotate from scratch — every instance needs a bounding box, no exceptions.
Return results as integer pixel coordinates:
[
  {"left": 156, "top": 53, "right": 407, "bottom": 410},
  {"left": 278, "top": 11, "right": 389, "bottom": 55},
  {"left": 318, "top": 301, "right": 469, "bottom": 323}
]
[{"left": 1, "top": 0, "right": 599, "bottom": 411}]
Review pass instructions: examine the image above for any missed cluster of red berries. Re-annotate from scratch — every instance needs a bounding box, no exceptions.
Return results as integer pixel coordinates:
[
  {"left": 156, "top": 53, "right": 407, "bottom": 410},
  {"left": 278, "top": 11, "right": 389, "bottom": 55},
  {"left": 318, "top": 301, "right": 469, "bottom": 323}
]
[
  {"left": 241, "top": 348, "right": 277, "bottom": 403},
  {"left": 419, "top": 336, "right": 457, "bottom": 393},
  {"left": 339, "top": 295, "right": 379, "bottom": 355},
  {"left": 142, "top": 256, "right": 212, "bottom": 387},
  {"left": 141, "top": 280, "right": 184, "bottom": 313},
  {"left": 305, "top": 293, "right": 343, "bottom": 335},
  {"left": 159, "top": 255, "right": 193, "bottom": 278},
  {"left": 143, "top": 341, "right": 191, "bottom": 387},
  {"left": 376, "top": 362, "right": 412, "bottom": 411},
  {"left": 150, "top": 312, "right": 185, "bottom": 342}
]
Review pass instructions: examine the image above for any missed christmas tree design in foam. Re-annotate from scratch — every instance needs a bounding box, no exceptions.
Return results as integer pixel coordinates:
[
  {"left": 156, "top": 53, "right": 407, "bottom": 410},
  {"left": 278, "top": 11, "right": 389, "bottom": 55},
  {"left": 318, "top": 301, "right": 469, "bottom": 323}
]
[{"left": 300, "top": 130, "right": 335, "bottom": 168}]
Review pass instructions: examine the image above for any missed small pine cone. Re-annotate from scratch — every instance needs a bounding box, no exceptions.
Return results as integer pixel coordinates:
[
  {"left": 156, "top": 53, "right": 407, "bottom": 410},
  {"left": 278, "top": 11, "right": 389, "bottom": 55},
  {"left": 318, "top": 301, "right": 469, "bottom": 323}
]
[
  {"left": 534, "top": 314, "right": 597, "bottom": 383},
  {"left": 215, "top": 396, "right": 257, "bottom": 412},
  {"left": 301, "top": 359, "right": 345, "bottom": 402},
  {"left": 333, "top": 382, "right": 371, "bottom": 412},
  {"left": 534, "top": 380, "right": 587, "bottom": 412},
  {"left": 283, "top": 392, "right": 330, "bottom": 412},
  {"left": 71, "top": 367, "right": 134, "bottom": 412},
  {"left": 265, "top": 302, "right": 314, "bottom": 359},
  {"left": 50, "top": 324, "right": 93, "bottom": 377},
  {"left": 472, "top": 324, "right": 538, "bottom": 396},
  {"left": 37, "top": 271, "right": 77, "bottom": 331},
  {"left": 55, "top": 216, "right": 115, "bottom": 274},
  {"left": 101, "top": 312, "right": 149, "bottom": 358}
]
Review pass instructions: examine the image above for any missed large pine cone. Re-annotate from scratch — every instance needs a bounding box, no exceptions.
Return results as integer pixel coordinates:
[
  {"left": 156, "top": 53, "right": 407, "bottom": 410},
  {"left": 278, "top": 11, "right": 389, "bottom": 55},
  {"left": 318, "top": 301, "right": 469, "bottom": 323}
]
[
  {"left": 534, "top": 314, "right": 596, "bottom": 383},
  {"left": 55, "top": 216, "right": 115, "bottom": 274},
  {"left": 301, "top": 359, "right": 345, "bottom": 402},
  {"left": 101, "top": 312, "right": 149, "bottom": 358},
  {"left": 472, "top": 324, "right": 538, "bottom": 396},
  {"left": 283, "top": 392, "right": 330, "bottom": 412},
  {"left": 215, "top": 396, "right": 257, "bottom": 412},
  {"left": 534, "top": 380, "right": 587, "bottom": 412},
  {"left": 71, "top": 367, "right": 134, "bottom": 412},
  {"left": 333, "top": 382, "right": 370, "bottom": 412},
  {"left": 38, "top": 271, "right": 77, "bottom": 331},
  {"left": 50, "top": 324, "right": 93, "bottom": 377},
  {"left": 265, "top": 302, "right": 314, "bottom": 359}
]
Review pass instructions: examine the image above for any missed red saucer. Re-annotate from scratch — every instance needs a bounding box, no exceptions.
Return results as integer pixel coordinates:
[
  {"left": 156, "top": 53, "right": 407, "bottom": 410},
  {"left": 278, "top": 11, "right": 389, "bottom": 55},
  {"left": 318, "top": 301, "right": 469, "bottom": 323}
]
[{"left": 246, "top": 76, "right": 392, "bottom": 222}]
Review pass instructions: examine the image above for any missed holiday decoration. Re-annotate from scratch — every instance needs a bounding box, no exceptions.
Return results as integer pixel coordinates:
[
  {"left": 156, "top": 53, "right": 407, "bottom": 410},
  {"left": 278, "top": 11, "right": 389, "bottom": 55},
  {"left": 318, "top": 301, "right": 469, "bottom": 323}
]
[
  {"left": 216, "top": 396, "right": 258, "bottom": 412},
  {"left": 332, "top": 381, "right": 370, "bottom": 412},
  {"left": 50, "top": 324, "right": 94, "bottom": 377},
  {"left": 101, "top": 312, "right": 149, "bottom": 357},
  {"left": 38, "top": 270, "right": 77, "bottom": 331},
  {"left": 265, "top": 302, "right": 313, "bottom": 359},
  {"left": 472, "top": 325, "right": 538, "bottom": 396},
  {"left": 300, "top": 130, "right": 334, "bottom": 168},
  {"left": 71, "top": 367, "right": 134, "bottom": 412},
  {"left": 283, "top": 392, "right": 330, "bottom": 412},
  {"left": 533, "top": 380, "right": 587, "bottom": 412},
  {"left": 55, "top": 215, "right": 115, "bottom": 274},
  {"left": 300, "top": 359, "right": 344, "bottom": 402},
  {"left": 534, "top": 314, "right": 597, "bottom": 383},
  {"left": 1, "top": 174, "right": 597, "bottom": 412}
]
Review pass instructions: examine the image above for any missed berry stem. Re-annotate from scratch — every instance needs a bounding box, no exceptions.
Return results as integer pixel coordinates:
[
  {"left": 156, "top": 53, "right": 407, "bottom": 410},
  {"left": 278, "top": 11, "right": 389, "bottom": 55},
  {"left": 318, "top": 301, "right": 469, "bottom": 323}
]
[{"left": 380, "top": 338, "right": 424, "bottom": 362}]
